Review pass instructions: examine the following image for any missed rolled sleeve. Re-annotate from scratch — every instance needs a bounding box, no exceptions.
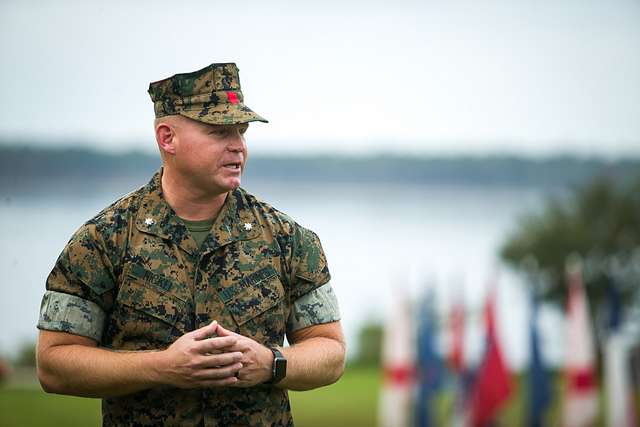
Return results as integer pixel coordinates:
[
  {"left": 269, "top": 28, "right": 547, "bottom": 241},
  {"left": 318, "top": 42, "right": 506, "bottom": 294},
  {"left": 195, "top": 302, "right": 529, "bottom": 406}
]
[
  {"left": 39, "top": 221, "right": 116, "bottom": 343},
  {"left": 287, "top": 282, "right": 341, "bottom": 333},
  {"left": 37, "top": 290, "right": 106, "bottom": 342}
]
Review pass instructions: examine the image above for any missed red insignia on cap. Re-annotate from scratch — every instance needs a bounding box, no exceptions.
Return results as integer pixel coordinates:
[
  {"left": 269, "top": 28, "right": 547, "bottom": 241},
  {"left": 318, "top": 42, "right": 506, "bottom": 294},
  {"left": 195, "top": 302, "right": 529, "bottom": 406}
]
[{"left": 227, "top": 91, "right": 239, "bottom": 104}]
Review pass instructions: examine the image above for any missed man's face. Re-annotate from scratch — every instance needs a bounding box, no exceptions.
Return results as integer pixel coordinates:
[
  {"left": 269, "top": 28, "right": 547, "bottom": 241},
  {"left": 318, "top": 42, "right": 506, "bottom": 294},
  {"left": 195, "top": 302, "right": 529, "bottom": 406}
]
[{"left": 169, "top": 117, "right": 249, "bottom": 195}]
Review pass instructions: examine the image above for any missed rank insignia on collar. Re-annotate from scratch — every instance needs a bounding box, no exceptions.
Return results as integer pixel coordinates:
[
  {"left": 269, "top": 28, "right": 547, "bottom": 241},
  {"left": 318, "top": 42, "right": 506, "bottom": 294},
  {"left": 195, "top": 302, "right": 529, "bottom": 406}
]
[
  {"left": 243, "top": 222, "right": 252, "bottom": 231},
  {"left": 144, "top": 217, "right": 155, "bottom": 226}
]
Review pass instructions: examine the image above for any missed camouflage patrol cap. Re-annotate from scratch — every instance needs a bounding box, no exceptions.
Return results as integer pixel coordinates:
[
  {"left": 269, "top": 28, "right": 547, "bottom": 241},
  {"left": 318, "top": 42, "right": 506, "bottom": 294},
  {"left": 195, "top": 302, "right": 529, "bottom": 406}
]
[{"left": 148, "top": 63, "right": 267, "bottom": 125}]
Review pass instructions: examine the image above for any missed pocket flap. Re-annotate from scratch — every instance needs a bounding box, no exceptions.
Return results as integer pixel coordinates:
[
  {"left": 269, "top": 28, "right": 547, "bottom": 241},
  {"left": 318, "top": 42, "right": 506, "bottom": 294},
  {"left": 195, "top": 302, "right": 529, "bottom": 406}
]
[
  {"left": 224, "top": 267, "right": 284, "bottom": 326},
  {"left": 125, "top": 264, "right": 187, "bottom": 302},
  {"left": 117, "top": 264, "right": 186, "bottom": 326},
  {"left": 218, "top": 266, "right": 278, "bottom": 303}
]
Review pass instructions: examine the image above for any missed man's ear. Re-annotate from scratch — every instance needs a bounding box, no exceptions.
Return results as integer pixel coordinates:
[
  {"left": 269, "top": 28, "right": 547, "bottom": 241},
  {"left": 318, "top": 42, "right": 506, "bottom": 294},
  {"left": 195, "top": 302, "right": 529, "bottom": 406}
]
[{"left": 156, "top": 121, "right": 177, "bottom": 156}]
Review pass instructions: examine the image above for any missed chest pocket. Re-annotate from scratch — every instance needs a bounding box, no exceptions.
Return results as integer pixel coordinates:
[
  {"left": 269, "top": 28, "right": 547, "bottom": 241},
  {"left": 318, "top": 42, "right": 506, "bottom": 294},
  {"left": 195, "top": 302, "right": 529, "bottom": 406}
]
[
  {"left": 220, "top": 265, "right": 285, "bottom": 327},
  {"left": 114, "top": 263, "right": 189, "bottom": 345}
]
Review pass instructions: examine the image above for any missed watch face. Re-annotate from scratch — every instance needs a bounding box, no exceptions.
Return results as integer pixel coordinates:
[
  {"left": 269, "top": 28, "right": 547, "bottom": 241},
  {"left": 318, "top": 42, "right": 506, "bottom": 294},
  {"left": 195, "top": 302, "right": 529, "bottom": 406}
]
[
  {"left": 273, "top": 355, "right": 287, "bottom": 381},
  {"left": 275, "top": 357, "right": 286, "bottom": 373},
  {"left": 268, "top": 348, "right": 287, "bottom": 384}
]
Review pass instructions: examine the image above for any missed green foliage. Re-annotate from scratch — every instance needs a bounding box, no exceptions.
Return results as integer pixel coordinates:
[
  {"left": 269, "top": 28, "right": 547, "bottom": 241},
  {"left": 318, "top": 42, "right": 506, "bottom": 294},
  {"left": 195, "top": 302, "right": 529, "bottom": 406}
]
[
  {"left": 501, "top": 174, "right": 640, "bottom": 309},
  {"left": 351, "top": 322, "right": 383, "bottom": 367},
  {"left": 0, "top": 358, "right": 10, "bottom": 384},
  {"left": 14, "top": 342, "right": 36, "bottom": 368}
]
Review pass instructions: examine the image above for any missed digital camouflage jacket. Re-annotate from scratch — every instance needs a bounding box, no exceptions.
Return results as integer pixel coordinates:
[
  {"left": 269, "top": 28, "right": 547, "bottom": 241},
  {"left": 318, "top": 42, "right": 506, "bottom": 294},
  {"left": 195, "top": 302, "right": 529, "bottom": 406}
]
[{"left": 38, "top": 170, "right": 332, "bottom": 426}]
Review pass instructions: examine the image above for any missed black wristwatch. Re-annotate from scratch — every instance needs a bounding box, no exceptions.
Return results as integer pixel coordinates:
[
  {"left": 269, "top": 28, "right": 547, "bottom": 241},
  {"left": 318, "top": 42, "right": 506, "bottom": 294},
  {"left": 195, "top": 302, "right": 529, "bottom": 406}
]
[{"left": 265, "top": 347, "right": 287, "bottom": 384}]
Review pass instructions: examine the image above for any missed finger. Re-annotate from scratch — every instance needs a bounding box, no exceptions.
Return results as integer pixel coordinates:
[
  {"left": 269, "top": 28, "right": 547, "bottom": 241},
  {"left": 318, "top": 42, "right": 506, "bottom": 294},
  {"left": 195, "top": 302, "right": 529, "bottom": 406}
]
[
  {"left": 217, "top": 337, "right": 254, "bottom": 355},
  {"left": 194, "top": 362, "right": 243, "bottom": 380},
  {"left": 195, "top": 336, "right": 238, "bottom": 353},
  {"left": 197, "top": 352, "right": 244, "bottom": 369},
  {"left": 214, "top": 323, "right": 237, "bottom": 337},
  {"left": 228, "top": 378, "right": 253, "bottom": 388},
  {"left": 201, "top": 376, "right": 238, "bottom": 388},
  {"left": 221, "top": 342, "right": 250, "bottom": 354},
  {"left": 190, "top": 321, "right": 219, "bottom": 341}
]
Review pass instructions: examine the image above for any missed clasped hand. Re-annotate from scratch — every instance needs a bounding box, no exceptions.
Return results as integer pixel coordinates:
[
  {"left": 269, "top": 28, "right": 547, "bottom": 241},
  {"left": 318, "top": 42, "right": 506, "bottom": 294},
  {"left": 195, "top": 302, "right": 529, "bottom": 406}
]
[{"left": 161, "top": 321, "right": 274, "bottom": 389}]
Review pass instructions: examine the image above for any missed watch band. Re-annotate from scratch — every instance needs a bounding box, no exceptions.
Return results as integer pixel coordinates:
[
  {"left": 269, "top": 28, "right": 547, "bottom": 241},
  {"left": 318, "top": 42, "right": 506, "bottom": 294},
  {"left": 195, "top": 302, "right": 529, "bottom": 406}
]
[{"left": 265, "top": 347, "right": 287, "bottom": 384}]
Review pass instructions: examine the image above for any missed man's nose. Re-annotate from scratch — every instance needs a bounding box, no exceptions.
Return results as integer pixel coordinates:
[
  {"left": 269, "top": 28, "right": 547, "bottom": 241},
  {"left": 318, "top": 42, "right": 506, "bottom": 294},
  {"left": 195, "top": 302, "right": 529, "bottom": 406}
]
[{"left": 227, "top": 129, "right": 245, "bottom": 151}]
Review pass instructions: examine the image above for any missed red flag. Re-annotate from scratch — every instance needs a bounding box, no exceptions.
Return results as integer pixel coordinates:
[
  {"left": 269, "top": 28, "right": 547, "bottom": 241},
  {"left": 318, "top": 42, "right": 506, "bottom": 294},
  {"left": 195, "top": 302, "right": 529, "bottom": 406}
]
[
  {"left": 379, "top": 297, "right": 415, "bottom": 427},
  {"left": 563, "top": 262, "right": 598, "bottom": 427},
  {"left": 468, "top": 288, "right": 513, "bottom": 427},
  {"left": 448, "top": 299, "right": 469, "bottom": 427},
  {"left": 449, "top": 301, "right": 465, "bottom": 374}
]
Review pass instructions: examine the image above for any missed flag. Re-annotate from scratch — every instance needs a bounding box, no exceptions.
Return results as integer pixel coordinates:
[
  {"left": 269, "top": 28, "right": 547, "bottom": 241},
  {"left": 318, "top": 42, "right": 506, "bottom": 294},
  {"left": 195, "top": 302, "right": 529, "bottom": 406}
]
[
  {"left": 604, "top": 283, "right": 637, "bottom": 427},
  {"left": 415, "top": 291, "right": 444, "bottom": 427},
  {"left": 527, "top": 291, "right": 552, "bottom": 427},
  {"left": 563, "top": 261, "right": 598, "bottom": 427},
  {"left": 379, "top": 296, "right": 416, "bottom": 427},
  {"left": 449, "top": 301, "right": 465, "bottom": 375},
  {"left": 447, "top": 298, "right": 469, "bottom": 427},
  {"left": 467, "top": 286, "right": 513, "bottom": 427}
]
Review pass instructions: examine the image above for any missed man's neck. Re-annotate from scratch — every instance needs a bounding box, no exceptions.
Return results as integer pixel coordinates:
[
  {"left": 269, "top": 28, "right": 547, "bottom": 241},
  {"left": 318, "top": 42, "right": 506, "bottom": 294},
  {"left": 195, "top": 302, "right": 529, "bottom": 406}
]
[{"left": 161, "top": 168, "right": 228, "bottom": 221}]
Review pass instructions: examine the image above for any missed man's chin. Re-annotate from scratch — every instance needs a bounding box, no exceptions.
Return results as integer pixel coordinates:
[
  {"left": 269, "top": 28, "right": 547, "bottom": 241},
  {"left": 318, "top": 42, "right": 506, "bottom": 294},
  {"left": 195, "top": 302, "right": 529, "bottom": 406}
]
[{"left": 224, "top": 178, "right": 242, "bottom": 191}]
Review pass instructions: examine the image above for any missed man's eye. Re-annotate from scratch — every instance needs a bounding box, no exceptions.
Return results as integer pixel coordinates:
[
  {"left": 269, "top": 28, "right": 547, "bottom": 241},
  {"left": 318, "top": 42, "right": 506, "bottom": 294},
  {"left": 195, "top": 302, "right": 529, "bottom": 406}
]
[{"left": 208, "top": 126, "right": 247, "bottom": 137}]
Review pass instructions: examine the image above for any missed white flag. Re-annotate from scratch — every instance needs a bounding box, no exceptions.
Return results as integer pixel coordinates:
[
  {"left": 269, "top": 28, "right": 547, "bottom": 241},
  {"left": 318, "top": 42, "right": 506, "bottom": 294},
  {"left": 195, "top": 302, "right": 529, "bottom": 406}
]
[
  {"left": 605, "top": 332, "right": 637, "bottom": 427},
  {"left": 379, "top": 297, "right": 415, "bottom": 427},
  {"left": 563, "top": 263, "right": 598, "bottom": 427}
]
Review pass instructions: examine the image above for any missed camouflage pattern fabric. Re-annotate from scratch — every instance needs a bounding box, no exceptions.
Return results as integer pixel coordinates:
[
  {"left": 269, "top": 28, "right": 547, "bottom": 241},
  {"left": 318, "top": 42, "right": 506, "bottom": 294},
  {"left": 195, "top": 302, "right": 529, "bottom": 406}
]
[
  {"left": 38, "top": 290, "right": 106, "bottom": 341},
  {"left": 38, "top": 169, "right": 332, "bottom": 427},
  {"left": 287, "top": 283, "right": 340, "bottom": 332},
  {"left": 148, "top": 63, "right": 268, "bottom": 125}
]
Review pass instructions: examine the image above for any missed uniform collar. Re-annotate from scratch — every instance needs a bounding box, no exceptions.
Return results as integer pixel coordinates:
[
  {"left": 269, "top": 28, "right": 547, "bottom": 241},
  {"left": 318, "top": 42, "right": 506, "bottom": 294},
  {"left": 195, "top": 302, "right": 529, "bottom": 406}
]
[{"left": 135, "top": 169, "right": 261, "bottom": 256}]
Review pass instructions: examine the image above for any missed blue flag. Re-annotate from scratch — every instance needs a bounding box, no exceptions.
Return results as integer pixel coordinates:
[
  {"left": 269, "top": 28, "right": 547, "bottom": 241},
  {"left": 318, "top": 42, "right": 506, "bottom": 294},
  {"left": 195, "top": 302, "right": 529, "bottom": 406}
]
[
  {"left": 415, "top": 291, "right": 444, "bottom": 427},
  {"left": 528, "top": 292, "right": 552, "bottom": 427},
  {"left": 607, "top": 282, "right": 621, "bottom": 331}
]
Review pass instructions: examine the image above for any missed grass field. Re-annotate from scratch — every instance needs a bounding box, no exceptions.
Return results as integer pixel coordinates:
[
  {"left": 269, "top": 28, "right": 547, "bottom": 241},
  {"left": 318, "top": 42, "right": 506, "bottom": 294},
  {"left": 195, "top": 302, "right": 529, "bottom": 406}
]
[
  {"left": 0, "top": 366, "right": 631, "bottom": 426},
  {"left": 0, "top": 388, "right": 102, "bottom": 427},
  {"left": 289, "top": 366, "right": 380, "bottom": 427},
  {"left": 0, "top": 366, "right": 380, "bottom": 427}
]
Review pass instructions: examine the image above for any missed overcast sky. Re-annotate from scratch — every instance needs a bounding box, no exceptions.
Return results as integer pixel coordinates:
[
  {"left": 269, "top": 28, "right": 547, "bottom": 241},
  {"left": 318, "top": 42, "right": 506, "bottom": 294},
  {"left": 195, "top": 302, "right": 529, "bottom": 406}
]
[{"left": 1, "top": 0, "right": 639, "bottom": 157}]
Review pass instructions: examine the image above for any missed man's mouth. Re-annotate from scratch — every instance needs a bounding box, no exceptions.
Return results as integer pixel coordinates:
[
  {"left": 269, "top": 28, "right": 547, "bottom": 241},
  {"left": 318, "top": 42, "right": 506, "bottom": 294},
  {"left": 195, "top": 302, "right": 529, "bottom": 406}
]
[{"left": 223, "top": 162, "right": 241, "bottom": 171}]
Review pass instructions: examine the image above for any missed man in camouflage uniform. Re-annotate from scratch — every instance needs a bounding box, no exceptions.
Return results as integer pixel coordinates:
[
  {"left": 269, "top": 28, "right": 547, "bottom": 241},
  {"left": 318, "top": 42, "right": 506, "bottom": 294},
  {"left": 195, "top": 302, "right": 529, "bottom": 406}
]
[{"left": 36, "top": 63, "right": 345, "bottom": 426}]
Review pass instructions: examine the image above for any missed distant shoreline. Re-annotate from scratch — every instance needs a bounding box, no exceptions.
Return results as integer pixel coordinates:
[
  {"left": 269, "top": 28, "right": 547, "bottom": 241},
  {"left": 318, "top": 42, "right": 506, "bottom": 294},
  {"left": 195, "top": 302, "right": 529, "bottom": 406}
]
[{"left": 1, "top": 145, "right": 637, "bottom": 191}]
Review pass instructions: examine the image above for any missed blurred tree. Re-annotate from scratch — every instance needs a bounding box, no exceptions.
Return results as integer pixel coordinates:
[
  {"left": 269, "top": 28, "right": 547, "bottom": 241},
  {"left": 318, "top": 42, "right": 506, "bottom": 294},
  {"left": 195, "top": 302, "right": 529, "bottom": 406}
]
[
  {"left": 14, "top": 341, "right": 36, "bottom": 367},
  {"left": 352, "top": 322, "right": 383, "bottom": 367},
  {"left": 501, "top": 175, "right": 640, "bottom": 315},
  {"left": 0, "top": 357, "right": 10, "bottom": 385}
]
